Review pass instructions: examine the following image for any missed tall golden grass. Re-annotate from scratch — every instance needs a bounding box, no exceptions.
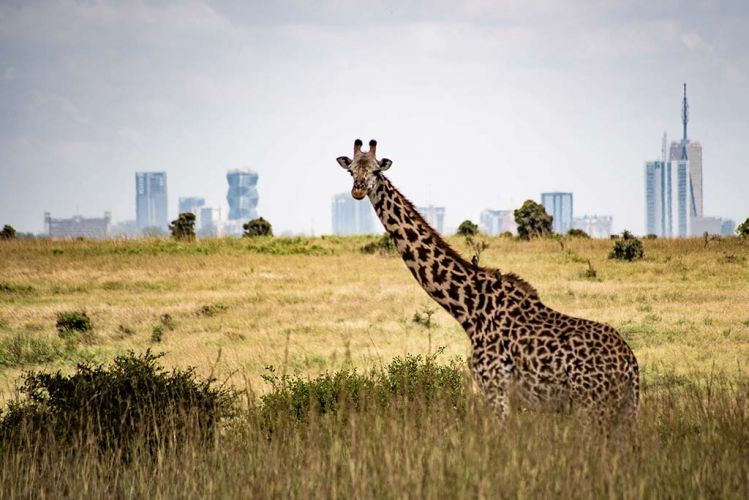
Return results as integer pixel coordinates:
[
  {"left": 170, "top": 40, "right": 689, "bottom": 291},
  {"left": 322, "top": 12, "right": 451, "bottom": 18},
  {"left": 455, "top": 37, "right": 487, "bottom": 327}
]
[{"left": 0, "top": 235, "right": 748, "bottom": 498}]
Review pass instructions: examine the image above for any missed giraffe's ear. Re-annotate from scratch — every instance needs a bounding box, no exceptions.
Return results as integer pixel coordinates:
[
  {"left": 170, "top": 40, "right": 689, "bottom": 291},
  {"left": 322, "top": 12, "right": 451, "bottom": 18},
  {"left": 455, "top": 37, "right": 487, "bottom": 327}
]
[
  {"left": 336, "top": 156, "right": 353, "bottom": 169},
  {"left": 377, "top": 158, "right": 392, "bottom": 171}
]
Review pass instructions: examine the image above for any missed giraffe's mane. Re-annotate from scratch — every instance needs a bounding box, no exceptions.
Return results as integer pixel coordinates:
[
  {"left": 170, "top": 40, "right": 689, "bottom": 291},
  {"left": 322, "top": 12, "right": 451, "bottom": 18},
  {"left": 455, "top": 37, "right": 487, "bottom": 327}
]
[{"left": 378, "top": 174, "right": 539, "bottom": 299}]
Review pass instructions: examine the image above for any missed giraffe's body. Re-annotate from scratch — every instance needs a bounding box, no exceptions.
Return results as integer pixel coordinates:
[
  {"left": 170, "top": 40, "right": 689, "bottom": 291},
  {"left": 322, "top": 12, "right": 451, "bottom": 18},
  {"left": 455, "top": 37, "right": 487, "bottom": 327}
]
[{"left": 337, "top": 140, "right": 639, "bottom": 424}]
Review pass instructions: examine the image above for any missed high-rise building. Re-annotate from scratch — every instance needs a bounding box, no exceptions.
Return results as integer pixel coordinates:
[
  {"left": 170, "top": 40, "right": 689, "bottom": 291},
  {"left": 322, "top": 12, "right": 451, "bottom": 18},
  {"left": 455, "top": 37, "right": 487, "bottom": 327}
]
[
  {"left": 644, "top": 160, "right": 672, "bottom": 237},
  {"left": 721, "top": 219, "right": 736, "bottom": 236},
  {"left": 199, "top": 207, "right": 223, "bottom": 237},
  {"left": 540, "top": 192, "right": 573, "bottom": 234},
  {"left": 135, "top": 172, "right": 168, "bottom": 230},
  {"left": 480, "top": 209, "right": 516, "bottom": 235},
  {"left": 572, "top": 215, "right": 613, "bottom": 239},
  {"left": 668, "top": 84, "right": 703, "bottom": 236},
  {"left": 45, "top": 212, "right": 111, "bottom": 239},
  {"left": 416, "top": 205, "right": 446, "bottom": 234},
  {"left": 690, "top": 216, "right": 722, "bottom": 236},
  {"left": 226, "top": 170, "right": 259, "bottom": 221},
  {"left": 331, "top": 193, "right": 376, "bottom": 235},
  {"left": 178, "top": 197, "right": 205, "bottom": 215}
]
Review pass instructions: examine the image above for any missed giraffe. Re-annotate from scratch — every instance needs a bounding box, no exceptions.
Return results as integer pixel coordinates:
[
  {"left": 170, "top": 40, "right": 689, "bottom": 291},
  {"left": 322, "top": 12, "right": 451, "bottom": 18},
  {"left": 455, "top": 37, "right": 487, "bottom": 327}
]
[{"left": 336, "top": 139, "right": 639, "bottom": 426}]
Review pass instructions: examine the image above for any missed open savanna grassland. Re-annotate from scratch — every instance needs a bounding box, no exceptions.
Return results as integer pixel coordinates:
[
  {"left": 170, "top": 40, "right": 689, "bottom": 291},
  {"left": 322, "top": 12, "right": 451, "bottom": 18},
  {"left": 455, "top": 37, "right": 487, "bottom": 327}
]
[
  {"left": 0, "top": 235, "right": 748, "bottom": 499},
  {"left": 1, "top": 235, "right": 747, "bottom": 394}
]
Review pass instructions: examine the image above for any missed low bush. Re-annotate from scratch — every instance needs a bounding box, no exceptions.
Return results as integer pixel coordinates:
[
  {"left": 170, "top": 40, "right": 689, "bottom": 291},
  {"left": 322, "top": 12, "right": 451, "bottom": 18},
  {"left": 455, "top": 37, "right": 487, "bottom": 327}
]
[
  {"left": 0, "top": 350, "right": 236, "bottom": 453},
  {"left": 360, "top": 233, "right": 397, "bottom": 256},
  {"left": 244, "top": 237, "right": 332, "bottom": 256},
  {"left": 55, "top": 311, "right": 92, "bottom": 335},
  {"left": 566, "top": 228, "right": 590, "bottom": 238},
  {"left": 259, "top": 352, "right": 466, "bottom": 428},
  {"left": 609, "top": 230, "right": 644, "bottom": 261},
  {"left": 0, "top": 225, "right": 16, "bottom": 240},
  {"left": 243, "top": 217, "right": 273, "bottom": 237}
]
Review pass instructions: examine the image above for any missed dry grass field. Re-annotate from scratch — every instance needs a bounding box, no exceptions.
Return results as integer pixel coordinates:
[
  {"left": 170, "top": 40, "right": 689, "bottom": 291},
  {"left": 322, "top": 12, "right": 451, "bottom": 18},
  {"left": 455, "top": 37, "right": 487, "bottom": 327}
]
[
  {"left": 0, "top": 235, "right": 748, "bottom": 498},
  {"left": 1, "top": 235, "right": 747, "bottom": 393}
]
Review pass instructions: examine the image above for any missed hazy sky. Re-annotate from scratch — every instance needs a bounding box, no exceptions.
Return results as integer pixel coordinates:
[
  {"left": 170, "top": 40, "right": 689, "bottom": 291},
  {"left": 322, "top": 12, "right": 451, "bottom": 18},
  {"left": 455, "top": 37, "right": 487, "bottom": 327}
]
[{"left": 1, "top": 0, "right": 748, "bottom": 235}]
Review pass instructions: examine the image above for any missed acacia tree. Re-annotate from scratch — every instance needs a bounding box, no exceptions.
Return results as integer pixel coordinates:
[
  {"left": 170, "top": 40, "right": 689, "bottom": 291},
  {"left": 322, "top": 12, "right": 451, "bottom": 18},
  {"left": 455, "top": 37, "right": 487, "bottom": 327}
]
[
  {"left": 513, "top": 200, "right": 553, "bottom": 240},
  {"left": 243, "top": 217, "right": 273, "bottom": 237},
  {"left": 169, "top": 212, "right": 196, "bottom": 241}
]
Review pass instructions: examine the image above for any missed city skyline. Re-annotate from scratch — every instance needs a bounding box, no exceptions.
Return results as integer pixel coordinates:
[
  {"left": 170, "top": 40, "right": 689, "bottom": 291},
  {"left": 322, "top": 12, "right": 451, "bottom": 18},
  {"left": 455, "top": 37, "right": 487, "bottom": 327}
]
[{"left": 1, "top": 1, "right": 748, "bottom": 235}]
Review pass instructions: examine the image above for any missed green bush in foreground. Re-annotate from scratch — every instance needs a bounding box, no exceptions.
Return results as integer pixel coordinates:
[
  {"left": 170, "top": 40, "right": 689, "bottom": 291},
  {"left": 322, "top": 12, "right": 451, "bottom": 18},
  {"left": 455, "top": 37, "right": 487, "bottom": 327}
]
[
  {"left": 259, "top": 352, "right": 466, "bottom": 427},
  {"left": 0, "top": 350, "right": 236, "bottom": 452}
]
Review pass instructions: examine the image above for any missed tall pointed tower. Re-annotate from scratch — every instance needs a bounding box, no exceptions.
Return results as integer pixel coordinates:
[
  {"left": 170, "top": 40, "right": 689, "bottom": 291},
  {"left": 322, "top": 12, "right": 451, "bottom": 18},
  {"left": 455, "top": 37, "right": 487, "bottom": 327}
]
[{"left": 669, "top": 83, "right": 703, "bottom": 236}]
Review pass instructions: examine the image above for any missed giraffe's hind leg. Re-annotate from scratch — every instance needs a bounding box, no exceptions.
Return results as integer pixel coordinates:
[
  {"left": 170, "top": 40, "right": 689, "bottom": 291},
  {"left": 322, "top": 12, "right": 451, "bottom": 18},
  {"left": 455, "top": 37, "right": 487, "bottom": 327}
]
[{"left": 470, "top": 363, "right": 510, "bottom": 419}]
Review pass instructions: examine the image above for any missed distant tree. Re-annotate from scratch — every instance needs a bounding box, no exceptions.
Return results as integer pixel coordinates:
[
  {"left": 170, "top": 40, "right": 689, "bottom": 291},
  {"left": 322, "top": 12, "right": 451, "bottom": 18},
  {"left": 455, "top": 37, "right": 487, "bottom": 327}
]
[
  {"left": 456, "top": 220, "right": 479, "bottom": 237},
  {"left": 0, "top": 224, "right": 17, "bottom": 240},
  {"left": 514, "top": 200, "right": 553, "bottom": 240},
  {"left": 737, "top": 218, "right": 749, "bottom": 238},
  {"left": 499, "top": 231, "right": 514, "bottom": 239},
  {"left": 243, "top": 217, "right": 273, "bottom": 237},
  {"left": 169, "top": 212, "right": 196, "bottom": 241},
  {"left": 644, "top": 234, "right": 658, "bottom": 240},
  {"left": 566, "top": 228, "right": 590, "bottom": 239},
  {"left": 609, "top": 230, "right": 644, "bottom": 261}
]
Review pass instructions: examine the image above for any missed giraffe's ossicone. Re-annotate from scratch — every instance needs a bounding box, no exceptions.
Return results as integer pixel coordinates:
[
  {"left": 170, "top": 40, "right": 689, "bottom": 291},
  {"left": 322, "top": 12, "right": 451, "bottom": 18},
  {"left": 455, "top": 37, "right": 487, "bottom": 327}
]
[{"left": 337, "top": 139, "right": 639, "bottom": 427}]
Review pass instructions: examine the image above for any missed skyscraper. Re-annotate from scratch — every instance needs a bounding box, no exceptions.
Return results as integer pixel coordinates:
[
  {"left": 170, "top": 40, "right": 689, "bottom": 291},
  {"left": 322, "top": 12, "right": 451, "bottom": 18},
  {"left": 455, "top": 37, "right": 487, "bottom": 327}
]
[
  {"left": 644, "top": 159, "right": 672, "bottom": 237},
  {"left": 178, "top": 197, "right": 205, "bottom": 216},
  {"left": 45, "top": 212, "right": 111, "bottom": 239},
  {"left": 226, "top": 170, "right": 259, "bottom": 221},
  {"left": 540, "top": 192, "right": 573, "bottom": 234},
  {"left": 331, "top": 193, "right": 376, "bottom": 235},
  {"left": 480, "top": 209, "right": 516, "bottom": 235},
  {"left": 572, "top": 215, "right": 613, "bottom": 239},
  {"left": 668, "top": 84, "right": 703, "bottom": 236},
  {"left": 416, "top": 205, "right": 446, "bottom": 234},
  {"left": 135, "top": 172, "right": 168, "bottom": 230}
]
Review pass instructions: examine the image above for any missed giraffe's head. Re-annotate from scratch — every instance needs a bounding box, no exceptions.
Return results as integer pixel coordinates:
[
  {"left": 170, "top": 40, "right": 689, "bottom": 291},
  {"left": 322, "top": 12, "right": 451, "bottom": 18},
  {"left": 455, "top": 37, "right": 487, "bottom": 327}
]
[{"left": 336, "top": 139, "right": 392, "bottom": 200}]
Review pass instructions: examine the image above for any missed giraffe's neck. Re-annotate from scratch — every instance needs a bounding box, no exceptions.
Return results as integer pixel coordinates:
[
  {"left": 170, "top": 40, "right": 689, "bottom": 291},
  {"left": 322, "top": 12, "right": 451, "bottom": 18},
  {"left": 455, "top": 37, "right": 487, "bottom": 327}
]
[{"left": 369, "top": 174, "right": 481, "bottom": 325}]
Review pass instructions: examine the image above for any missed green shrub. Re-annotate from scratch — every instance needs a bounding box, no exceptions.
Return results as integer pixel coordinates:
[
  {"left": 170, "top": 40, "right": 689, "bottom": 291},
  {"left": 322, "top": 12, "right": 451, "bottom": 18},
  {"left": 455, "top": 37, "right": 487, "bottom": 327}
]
[
  {"left": 243, "top": 217, "right": 273, "bottom": 237},
  {"left": 169, "top": 213, "right": 196, "bottom": 241},
  {"left": 360, "top": 233, "right": 397, "bottom": 256},
  {"left": 244, "top": 237, "right": 332, "bottom": 256},
  {"left": 55, "top": 311, "right": 92, "bottom": 335},
  {"left": 609, "top": 230, "right": 644, "bottom": 261},
  {"left": 566, "top": 228, "right": 590, "bottom": 238},
  {"left": 259, "top": 353, "right": 466, "bottom": 427},
  {"left": 456, "top": 220, "right": 478, "bottom": 237},
  {"left": 0, "top": 350, "right": 236, "bottom": 452},
  {"left": 0, "top": 225, "right": 16, "bottom": 240}
]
